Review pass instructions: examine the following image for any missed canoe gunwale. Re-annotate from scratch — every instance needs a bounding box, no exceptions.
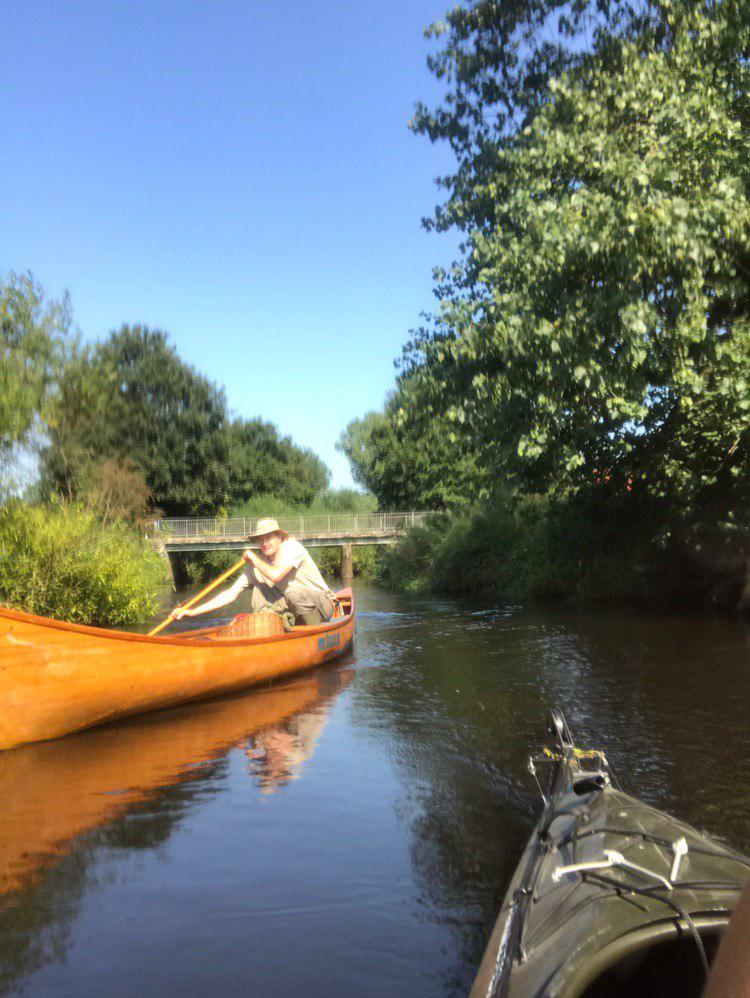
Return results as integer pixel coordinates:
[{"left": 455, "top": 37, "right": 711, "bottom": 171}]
[{"left": 0, "top": 587, "right": 354, "bottom": 649}]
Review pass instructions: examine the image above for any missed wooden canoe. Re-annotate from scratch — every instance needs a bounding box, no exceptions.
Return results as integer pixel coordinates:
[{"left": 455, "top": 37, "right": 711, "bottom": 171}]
[{"left": 0, "top": 588, "right": 355, "bottom": 751}]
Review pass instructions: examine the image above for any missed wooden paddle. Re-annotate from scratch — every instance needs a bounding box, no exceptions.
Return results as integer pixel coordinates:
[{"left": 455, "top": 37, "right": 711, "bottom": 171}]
[{"left": 148, "top": 557, "right": 246, "bottom": 637}]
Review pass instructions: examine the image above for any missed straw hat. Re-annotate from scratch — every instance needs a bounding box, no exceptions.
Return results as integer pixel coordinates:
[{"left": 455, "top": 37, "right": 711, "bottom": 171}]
[{"left": 249, "top": 517, "right": 289, "bottom": 540}]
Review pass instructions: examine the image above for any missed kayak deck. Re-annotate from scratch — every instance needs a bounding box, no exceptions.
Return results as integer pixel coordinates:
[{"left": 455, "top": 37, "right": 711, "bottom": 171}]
[{"left": 471, "top": 712, "right": 750, "bottom": 997}]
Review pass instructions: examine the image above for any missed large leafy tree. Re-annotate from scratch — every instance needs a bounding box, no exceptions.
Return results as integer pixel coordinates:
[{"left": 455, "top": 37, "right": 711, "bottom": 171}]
[
  {"left": 44, "top": 325, "right": 231, "bottom": 515},
  {"left": 338, "top": 386, "right": 490, "bottom": 510},
  {"left": 399, "top": 0, "right": 749, "bottom": 541},
  {"left": 411, "top": 0, "right": 673, "bottom": 234},
  {"left": 43, "top": 325, "right": 332, "bottom": 517}
]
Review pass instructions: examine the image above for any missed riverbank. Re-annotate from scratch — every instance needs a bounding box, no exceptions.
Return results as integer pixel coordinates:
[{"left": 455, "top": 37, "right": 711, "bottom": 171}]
[{"left": 377, "top": 494, "right": 749, "bottom": 613}]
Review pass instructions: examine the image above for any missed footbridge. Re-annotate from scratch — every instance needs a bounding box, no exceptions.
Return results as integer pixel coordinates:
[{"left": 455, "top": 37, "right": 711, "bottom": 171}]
[
  {"left": 153, "top": 512, "right": 430, "bottom": 552},
  {"left": 152, "top": 512, "right": 430, "bottom": 582}
]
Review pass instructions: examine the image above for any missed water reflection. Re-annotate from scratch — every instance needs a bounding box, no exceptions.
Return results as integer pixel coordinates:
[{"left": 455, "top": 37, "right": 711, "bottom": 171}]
[
  {"left": 2, "top": 667, "right": 353, "bottom": 899},
  {"left": 246, "top": 695, "right": 335, "bottom": 794},
  {"left": 1, "top": 666, "right": 353, "bottom": 991}
]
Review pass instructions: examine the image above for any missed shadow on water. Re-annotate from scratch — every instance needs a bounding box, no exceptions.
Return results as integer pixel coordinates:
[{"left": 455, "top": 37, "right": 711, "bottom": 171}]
[{"left": 0, "top": 665, "right": 354, "bottom": 993}]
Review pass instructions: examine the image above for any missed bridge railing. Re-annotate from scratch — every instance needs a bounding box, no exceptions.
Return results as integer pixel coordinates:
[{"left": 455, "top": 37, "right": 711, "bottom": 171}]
[{"left": 152, "top": 511, "right": 430, "bottom": 540}]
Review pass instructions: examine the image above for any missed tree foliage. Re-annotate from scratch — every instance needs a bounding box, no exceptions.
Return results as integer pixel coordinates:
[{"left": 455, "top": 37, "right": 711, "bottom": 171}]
[
  {"left": 42, "top": 324, "right": 332, "bottom": 517},
  {"left": 0, "top": 271, "right": 72, "bottom": 453},
  {"left": 308, "top": 488, "right": 377, "bottom": 514},
  {"left": 338, "top": 391, "right": 489, "bottom": 509},
  {"left": 227, "top": 418, "right": 329, "bottom": 509},
  {"left": 410, "top": 0, "right": 669, "bottom": 232},
  {"left": 43, "top": 325, "right": 230, "bottom": 515},
  {"left": 76, "top": 457, "right": 153, "bottom": 526},
  {"left": 352, "top": 0, "right": 749, "bottom": 546}
]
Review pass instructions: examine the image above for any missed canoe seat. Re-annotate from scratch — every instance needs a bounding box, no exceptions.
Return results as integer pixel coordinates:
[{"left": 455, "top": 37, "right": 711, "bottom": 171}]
[{"left": 214, "top": 612, "right": 286, "bottom": 639}]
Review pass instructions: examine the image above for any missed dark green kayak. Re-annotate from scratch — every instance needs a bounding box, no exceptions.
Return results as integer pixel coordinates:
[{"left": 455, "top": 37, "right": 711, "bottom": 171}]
[{"left": 470, "top": 712, "right": 750, "bottom": 997}]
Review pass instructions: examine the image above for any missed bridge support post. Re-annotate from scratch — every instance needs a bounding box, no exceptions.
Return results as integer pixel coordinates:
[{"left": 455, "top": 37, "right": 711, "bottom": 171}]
[
  {"left": 340, "top": 544, "right": 353, "bottom": 586},
  {"left": 148, "top": 535, "right": 175, "bottom": 586}
]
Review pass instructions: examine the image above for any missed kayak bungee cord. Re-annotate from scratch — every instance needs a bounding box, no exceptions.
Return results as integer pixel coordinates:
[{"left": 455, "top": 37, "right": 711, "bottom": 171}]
[{"left": 580, "top": 869, "right": 714, "bottom": 977}]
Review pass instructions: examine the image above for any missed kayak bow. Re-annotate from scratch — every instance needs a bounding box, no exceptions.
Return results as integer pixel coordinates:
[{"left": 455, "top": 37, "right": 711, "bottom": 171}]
[{"left": 470, "top": 711, "right": 750, "bottom": 997}]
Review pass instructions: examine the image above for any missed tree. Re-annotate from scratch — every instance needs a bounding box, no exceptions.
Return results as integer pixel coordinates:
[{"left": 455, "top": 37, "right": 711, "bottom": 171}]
[
  {"left": 411, "top": 0, "right": 672, "bottom": 234},
  {"left": 338, "top": 385, "right": 490, "bottom": 510},
  {"left": 401, "top": 0, "right": 748, "bottom": 538},
  {"left": 40, "top": 346, "right": 112, "bottom": 501},
  {"left": 43, "top": 325, "right": 332, "bottom": 517},
  {"left": 77, "top": 457, "right": 153, "bottom": 526},
  {"left": 43, "top": 325, "right": 231, "bottom": 515},
  {"left": 309, "top": 488, "right": 378, "bottom": 514},
  {"left": 227, "top": 418, "right": 330, "bottom": 507},
  {"left": 0, "top": 271, "right": 71, "bottom": 454}
]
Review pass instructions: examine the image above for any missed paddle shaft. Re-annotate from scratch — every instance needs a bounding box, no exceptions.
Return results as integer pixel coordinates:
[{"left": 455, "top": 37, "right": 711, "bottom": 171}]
[{"left": 147, "top": 557, "right": 246, "bottom": 637}]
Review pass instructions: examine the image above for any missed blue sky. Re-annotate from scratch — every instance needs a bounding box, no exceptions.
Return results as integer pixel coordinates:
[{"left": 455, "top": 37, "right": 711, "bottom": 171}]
[{"left": 1, "top": 0, "right": 459, "bottom": 489}]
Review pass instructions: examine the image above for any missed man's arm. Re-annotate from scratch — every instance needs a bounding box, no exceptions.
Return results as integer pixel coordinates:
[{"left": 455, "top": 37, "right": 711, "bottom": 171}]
[
  {"left": 175, "top": 573, "right": 248, "bottom": 618},
  {"left": 244, "top": 549, "right": 295, "bottom": 587}
]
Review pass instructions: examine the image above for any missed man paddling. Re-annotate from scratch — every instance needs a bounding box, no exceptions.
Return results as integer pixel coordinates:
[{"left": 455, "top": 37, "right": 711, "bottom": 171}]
[{"left": 174, "top": 518, "right": 336, "bottom": 626}]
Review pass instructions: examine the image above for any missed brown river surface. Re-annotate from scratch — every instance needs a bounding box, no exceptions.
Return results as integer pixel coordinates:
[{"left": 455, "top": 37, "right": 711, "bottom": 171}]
[{"left": 2, "top": 583, "right": 749, "bottom": 995}]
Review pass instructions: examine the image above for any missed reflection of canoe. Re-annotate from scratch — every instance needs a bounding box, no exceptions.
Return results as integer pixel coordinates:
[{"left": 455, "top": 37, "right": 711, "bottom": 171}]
[
  {"left": 0, "top": 668, "right": 354, "bottom": 896},
  {"left": 0, "top": 588, "right": 355, "bottom": 751},
  {"left": 470, "top": 711, "right": 750, "bottom": 998}
]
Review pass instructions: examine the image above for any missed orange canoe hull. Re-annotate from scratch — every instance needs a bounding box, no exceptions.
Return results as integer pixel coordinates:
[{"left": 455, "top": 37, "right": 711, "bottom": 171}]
[{"left": 0, "top": 589, "right": 355, "bottom": 751}]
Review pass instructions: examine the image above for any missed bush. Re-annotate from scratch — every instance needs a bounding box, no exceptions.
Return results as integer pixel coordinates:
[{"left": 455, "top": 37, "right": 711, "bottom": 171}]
[
  {"left": 0, "top": 502, "right": 170, "bottom": 625},
  {"left": 376, "top": 490, "right": 742, "bottom": 608},
  {"left": 376, "top": 514, "right": 454, "bottom": 592}
]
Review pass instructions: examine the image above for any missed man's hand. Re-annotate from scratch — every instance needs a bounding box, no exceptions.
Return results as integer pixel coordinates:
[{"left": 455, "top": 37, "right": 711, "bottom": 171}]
[
  {"left": 172, "top": 605, "right": 193, "bottom": 620},
  {"left": 243, "top": 548, "right": 258, "bottom": 566}
]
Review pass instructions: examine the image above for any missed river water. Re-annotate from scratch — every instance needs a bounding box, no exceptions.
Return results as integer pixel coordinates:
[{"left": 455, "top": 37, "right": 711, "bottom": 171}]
[{"left": 2, "top": 584, "right": 749, "bottom": 995}]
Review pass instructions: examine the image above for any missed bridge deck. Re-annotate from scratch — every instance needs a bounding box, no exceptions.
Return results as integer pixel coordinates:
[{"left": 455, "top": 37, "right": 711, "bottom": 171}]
[{"left": 153, "top": 512, "right": 429, "bottom": 551}]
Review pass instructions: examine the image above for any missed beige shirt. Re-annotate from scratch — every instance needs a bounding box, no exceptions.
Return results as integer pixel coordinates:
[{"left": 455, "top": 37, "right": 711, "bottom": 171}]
[
  {"left": 241, "top": 538, "right": 333, "bottom": 595},
  {"left": 191, "top": 539, "right": 333, "bottom": 615}
]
